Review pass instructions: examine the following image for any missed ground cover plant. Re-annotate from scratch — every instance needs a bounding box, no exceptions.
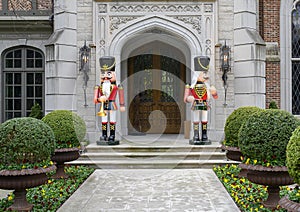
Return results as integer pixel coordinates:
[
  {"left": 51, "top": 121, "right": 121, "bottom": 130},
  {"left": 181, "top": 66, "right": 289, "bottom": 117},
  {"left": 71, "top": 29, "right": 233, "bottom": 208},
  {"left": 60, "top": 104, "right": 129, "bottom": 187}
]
[
  {"left": 0, "top": 165, "right": 94, "bottom": 211},
  {"left": 214, "top": 164, "right": 299, "bottom": 211}
]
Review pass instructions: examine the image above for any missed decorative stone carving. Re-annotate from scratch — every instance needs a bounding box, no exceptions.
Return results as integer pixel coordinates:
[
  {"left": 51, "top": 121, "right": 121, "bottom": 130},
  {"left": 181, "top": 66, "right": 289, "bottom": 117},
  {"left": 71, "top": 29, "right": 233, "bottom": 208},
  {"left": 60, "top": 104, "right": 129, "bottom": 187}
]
[
  {"left": 110, "top": 16, "right": 140, "bottom": 33},
  {"left": 98, "top": 4, "right": 107, "bottom": 13},
  {"left": 204, "top": 4, "right": 213, "bottom": 12},
  {"left": 99, "top": 39, "right": 105, "bottom": 48},
  {"left": 109, "top": 4, "right": 204, "bottom": 13},
  {"left": 172, "top": 16, "right": 202, "bottom": 34},
  {"left": 101, "top": 3, "right": 214, "bottom": 35}
]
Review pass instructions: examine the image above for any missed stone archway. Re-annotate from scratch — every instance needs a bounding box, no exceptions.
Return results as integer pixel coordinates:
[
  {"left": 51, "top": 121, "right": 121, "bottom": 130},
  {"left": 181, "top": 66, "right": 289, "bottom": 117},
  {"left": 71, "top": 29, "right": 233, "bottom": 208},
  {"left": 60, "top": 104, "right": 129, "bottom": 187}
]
[
  {"left": 95, "top": 3, "right": 216, "bottom": 136},
  {"left": 107, "top": 15, "right": 205, "bottom": 135}
]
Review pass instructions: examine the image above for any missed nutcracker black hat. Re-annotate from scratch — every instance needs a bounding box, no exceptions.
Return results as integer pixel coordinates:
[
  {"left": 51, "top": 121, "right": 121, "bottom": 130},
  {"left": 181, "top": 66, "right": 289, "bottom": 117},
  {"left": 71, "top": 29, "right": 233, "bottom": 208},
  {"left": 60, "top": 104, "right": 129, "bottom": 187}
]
[
  {"left": 194, "top": 56, "right": 210, "bottom": 72},
  {"left": 99, "top": 56, "right": 116, "bottom": 71}
]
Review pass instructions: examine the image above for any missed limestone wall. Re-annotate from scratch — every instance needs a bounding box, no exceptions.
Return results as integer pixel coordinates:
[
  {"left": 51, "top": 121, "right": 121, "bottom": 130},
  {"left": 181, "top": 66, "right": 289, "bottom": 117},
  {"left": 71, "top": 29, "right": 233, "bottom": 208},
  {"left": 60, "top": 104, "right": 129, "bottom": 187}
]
[{"left": 75, "top": 0, "right": 236, "bottom": 142}]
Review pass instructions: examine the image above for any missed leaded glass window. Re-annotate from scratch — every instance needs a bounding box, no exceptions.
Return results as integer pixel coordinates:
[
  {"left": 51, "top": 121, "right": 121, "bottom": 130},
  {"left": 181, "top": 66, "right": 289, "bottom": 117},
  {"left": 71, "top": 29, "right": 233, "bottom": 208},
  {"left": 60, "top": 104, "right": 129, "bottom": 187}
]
[
  {"left": 292, "top": 1, "right": 300, "bottom": 114},
  {"left": 2, "top": 47, "right": 44, "bottom": 121}
]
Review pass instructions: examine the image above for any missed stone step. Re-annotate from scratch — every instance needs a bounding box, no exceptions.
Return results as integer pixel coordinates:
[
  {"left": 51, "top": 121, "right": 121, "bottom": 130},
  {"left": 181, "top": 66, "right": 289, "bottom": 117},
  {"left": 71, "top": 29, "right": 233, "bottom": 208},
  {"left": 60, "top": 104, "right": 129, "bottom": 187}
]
[
  {"left": 84, "top": 144, "right": 223, "bottom": 153},
  {"left": 76, "top": 151, "right": 226, "bottom": 160},
  {"left": 68, "top": 159, "right": 238, "bottom": 169},
  {"left": 68, "top": 141, "right": 237, "bottom": 169}
]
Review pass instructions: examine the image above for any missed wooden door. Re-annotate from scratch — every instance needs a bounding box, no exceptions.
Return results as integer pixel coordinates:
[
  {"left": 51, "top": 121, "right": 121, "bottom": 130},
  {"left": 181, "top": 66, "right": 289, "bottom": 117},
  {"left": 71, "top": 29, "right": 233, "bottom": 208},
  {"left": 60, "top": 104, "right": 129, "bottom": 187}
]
[{"left": 128, "top": 54, "right": 186, "bottom": 134}]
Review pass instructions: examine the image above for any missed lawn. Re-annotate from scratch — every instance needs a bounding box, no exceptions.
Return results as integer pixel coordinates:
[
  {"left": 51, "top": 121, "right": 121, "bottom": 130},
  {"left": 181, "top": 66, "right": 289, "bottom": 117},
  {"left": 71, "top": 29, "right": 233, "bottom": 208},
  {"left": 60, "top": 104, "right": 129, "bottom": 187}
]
[{"left": 0, "top": 165, "right": 94, "bottom": 211}]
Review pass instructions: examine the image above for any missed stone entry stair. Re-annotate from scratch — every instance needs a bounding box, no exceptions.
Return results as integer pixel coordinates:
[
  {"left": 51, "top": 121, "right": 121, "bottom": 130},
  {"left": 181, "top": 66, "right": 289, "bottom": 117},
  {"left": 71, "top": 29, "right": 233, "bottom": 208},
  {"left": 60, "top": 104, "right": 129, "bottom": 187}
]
[{"left": 69, "top": 135, "right": 238, "bottom": 169}]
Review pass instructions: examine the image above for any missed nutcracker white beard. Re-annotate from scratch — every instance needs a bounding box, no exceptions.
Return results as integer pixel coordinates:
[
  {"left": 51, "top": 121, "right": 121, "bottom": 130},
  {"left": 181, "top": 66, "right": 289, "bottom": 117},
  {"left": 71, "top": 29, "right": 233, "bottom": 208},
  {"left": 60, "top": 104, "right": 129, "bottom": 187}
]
[{"left": 102, "top": 80, "right": 111, "bottom": 97}]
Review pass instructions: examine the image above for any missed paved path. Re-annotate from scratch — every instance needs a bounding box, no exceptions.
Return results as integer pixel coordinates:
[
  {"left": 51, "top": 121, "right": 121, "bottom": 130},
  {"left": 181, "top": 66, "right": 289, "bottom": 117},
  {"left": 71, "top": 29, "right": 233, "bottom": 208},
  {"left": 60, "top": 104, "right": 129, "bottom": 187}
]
[{"left": 58, "top": 169, "right": 240, "bottom": 212}]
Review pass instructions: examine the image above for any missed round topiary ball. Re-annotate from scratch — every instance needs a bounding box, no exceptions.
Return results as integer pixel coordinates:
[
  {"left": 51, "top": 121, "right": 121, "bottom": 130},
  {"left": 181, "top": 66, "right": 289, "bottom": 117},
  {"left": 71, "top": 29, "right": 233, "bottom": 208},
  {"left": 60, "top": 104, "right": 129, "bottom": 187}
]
[
  {"left": 286, "top": 126, "right": 300, "bottom": 184},
  {"left": 0, "top": 117, "right": 56, "bottom": 170},
  {"left": 239, "top": 109, "right": 300, "bottom": 166},
  {"left": 224, "top": 106, "right": 262, "bottom": 147},
  {"left": 42, "top": 110, "right": 86, "bottom": 149}
]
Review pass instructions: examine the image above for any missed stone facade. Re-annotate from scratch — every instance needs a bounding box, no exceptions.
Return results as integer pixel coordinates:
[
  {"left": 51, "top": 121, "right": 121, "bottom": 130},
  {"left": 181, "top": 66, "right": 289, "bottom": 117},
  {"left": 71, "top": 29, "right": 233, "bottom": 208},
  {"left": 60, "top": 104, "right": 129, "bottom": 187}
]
[{"left": 1, "top": 0, "right": 293, "bottom": 143}]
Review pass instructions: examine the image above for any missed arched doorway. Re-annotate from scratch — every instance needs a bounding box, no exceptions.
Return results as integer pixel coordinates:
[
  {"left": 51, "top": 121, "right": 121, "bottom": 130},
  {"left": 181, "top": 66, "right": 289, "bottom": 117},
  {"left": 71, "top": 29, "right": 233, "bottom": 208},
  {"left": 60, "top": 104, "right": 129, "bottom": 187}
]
[{"left": 127, "top": 42, "right": 186, "bottom": 134}]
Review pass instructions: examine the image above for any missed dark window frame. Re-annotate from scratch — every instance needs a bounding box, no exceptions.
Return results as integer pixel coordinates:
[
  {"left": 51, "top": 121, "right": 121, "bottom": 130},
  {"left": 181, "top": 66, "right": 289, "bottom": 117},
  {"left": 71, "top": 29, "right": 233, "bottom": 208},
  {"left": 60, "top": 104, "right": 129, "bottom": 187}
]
[{"left": 1, "top": 46, "right": 45, "bottom": 121}]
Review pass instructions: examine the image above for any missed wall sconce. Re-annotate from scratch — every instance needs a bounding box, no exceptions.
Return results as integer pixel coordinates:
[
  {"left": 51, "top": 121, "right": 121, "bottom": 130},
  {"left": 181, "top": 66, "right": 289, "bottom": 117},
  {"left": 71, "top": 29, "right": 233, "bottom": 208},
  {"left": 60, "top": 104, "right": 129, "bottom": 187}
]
[
  {"left": 79, "top": 41, "right": 91, "bottom": 107},
  {"left": 220, "top": 41, "right": 230, "bottom": 105}
]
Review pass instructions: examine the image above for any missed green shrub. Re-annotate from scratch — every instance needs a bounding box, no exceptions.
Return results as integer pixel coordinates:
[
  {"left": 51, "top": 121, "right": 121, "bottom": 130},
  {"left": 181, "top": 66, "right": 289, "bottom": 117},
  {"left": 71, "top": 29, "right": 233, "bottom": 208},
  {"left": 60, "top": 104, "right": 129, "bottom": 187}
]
[
  {"left": 286, "top": 126, "right": 300, "bottom": 184},
  {"left": 29, "top": 102, "right": 44, "bottom": 119},
  {"left": 239, "top": 109, "right": 300, "bottom": 166},
  {"left": 268, "top": 101, "right": 278, "bottom": 109},
  {"left": 0, "top": 117, "right": 55, "bottom": 170},
  {"left": 42, "top": 110, "right": 86, "bottom": 149},
  {"left": 223, "top": 106, "right": 262, "bottom": 147}
]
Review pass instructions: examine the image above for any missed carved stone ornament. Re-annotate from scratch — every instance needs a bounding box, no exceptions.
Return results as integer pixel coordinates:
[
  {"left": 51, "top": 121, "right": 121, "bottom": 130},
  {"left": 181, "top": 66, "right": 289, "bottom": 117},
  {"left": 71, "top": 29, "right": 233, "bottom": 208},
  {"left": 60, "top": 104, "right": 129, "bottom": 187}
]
[
  {"left": 100, "top": 3, "right": 213, "bottom": 34},
  {"left": 109, "top": 4, "right": 209, "bottom": 13},
  {"left": 98, "top": 4, "right": 107, "bottom": 13}
]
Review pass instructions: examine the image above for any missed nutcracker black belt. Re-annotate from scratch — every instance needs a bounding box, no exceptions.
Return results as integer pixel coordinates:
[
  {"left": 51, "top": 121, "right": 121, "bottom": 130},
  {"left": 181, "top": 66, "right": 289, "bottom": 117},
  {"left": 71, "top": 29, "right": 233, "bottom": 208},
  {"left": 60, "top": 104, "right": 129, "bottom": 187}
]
[
  {"left": 192, "top": 100, "right": 208, "bottom": 111},
  {"left": 104, "top": 100, "right": 117, "bottom": 110}
]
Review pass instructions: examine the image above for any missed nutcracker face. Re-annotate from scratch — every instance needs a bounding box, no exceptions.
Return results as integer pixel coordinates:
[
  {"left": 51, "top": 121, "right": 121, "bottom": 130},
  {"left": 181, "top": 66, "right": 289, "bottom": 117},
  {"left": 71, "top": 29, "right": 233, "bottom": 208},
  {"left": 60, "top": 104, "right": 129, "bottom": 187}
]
[
  {"left": 197, "top": 71, "right": 209, "bottom": 83},
  {"left": 100, "top": 71, "right": 116, "bottom": 83}
]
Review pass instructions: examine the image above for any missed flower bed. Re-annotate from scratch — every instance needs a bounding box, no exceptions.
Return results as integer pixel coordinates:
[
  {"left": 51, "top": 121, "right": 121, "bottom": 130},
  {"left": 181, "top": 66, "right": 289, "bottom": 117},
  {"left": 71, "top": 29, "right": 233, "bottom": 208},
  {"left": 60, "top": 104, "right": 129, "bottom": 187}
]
[
  {"left": 214, "top": 164, "right": 298, "bottom": 211},
  {"left": 0, "top": 165, "right": 94, "bottom": 211}
]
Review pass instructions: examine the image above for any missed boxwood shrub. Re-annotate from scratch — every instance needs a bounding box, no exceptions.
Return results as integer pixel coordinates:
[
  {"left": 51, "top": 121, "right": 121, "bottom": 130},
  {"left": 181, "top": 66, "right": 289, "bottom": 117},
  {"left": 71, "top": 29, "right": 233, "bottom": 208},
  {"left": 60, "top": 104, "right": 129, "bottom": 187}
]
[
  {"left": 0, "top": 117, "right": 55, "bottom": 170},
  {"left": 223, "top": 106, "right": 262, "bottom": 147},
  {"left": 42, "top": 110, "right": 86, "bottom": 149},
  {"left": 286, "top": 126, "right": 300, "bottom": 184},
  {"left": 239, "top": 109, "right": 300, "bottom": 166}
]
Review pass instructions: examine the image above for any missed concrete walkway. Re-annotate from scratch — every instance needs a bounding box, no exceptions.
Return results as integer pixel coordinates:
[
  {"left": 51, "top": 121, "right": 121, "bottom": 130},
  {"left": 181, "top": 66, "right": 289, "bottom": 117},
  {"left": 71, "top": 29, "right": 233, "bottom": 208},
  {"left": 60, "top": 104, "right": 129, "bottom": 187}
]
[{"left": 58, "top": 169, "right": 240, "bottom": 212}]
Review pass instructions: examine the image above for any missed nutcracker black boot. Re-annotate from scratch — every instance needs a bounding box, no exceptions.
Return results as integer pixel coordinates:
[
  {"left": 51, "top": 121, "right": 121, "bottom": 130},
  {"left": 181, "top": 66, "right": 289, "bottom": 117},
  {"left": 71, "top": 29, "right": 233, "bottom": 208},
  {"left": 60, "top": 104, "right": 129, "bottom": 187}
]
[
  {"left": 201, "top": 122, "right": 208, "bottom": 141},
  {"left": 193, "top": 122, "right": 201, "bottom": 144},
  {"left": 100, "top": 122, "right": 107, "bottom": 141},
  {"left": 108, "top": 122, "right": 116, "bottom": 142}
]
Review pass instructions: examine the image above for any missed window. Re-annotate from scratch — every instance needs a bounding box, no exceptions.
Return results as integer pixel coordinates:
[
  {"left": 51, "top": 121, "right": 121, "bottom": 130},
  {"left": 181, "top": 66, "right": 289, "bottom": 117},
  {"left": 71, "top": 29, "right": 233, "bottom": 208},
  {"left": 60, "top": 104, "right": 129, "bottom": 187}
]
[
  {"left": 292, "top": 1, "right": 300, "bottom": 115},
  {"left": 2, "top": 47, "right": 44, "bottom": 121}
]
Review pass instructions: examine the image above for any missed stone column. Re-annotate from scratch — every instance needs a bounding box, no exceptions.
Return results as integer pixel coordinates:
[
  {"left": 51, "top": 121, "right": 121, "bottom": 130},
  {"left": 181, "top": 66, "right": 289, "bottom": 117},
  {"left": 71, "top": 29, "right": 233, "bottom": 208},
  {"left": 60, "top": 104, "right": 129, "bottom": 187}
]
[
  {"left": 234, "top": 0, "right": 266, "bottom": 108},
  {"left": 45, "top": 0, "right": 77, "bottom": 112}
]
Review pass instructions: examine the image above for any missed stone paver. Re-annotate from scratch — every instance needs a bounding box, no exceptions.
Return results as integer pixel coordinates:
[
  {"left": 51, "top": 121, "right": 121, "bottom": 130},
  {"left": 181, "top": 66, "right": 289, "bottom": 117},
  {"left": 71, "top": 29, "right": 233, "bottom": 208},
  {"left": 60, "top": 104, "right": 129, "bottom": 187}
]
[{"left": 57, "top": 169, "right": 240, "bottom": 212}]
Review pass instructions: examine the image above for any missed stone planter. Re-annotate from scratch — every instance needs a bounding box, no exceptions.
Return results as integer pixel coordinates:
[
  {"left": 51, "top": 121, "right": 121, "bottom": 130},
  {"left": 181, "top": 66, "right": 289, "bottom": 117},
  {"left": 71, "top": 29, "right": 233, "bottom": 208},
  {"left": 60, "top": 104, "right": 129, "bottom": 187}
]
[
  {"left": 221, "top": 145, "right": 243, "bottom": 161},
  {"left": 240, "top": 163, "right": 294, "bottom": 210},
  {"left": 279, "top": 195, "right": 300, "bottom": 212},
  {"left": 222, "top": 145, "right": 247, "bottom": 178},
  {"left": 51, "top": 147, "right": 80, "bottom": 179},
  {"left": 0, "top": 165, "right": 56, "bottom": 211}
]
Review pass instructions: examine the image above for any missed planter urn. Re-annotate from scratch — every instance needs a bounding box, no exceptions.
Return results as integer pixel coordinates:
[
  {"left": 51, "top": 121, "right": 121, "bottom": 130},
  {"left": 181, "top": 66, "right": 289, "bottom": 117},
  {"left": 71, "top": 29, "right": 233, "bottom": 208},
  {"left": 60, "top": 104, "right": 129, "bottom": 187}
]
[
  {"left": 0, "top": 165, "right": 56, "bottom": 211},
  {"left": 279, "top": 195, "right": 300, "bottom": 212},
  {"left": 221, "top": 145, "right": 247, "bottom": 178},
  {"left": 240, "top": 163, "right": 294, "bottom": 210},
  {"left": 51, "top": 147, "right": 80, "bottom": 179}
]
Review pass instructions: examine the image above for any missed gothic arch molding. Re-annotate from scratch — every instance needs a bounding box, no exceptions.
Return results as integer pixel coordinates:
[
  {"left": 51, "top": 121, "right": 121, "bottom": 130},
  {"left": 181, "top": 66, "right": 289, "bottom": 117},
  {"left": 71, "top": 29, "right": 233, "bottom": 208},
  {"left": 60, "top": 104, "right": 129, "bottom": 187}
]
[{"left": 109, "top": 15, "right": 203, "bottom": 60}]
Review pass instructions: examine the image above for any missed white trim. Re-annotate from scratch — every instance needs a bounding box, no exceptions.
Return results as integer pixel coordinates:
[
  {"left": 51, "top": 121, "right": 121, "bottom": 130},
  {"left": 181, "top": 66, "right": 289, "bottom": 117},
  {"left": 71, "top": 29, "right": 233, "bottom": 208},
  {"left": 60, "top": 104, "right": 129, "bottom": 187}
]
[{"left": 280, "top": 0, "right": 294, "bottom": 112}]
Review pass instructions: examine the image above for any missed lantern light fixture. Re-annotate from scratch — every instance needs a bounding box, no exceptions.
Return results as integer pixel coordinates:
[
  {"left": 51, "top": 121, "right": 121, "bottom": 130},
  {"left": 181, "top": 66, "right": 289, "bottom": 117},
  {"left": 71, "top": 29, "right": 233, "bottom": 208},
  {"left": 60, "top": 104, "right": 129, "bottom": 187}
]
[
  {"left": 79, "top": 41, "right": 91, "bottom": 107},
  {"left": 220, "top": 41, "right": 230, "bottom": 105}
]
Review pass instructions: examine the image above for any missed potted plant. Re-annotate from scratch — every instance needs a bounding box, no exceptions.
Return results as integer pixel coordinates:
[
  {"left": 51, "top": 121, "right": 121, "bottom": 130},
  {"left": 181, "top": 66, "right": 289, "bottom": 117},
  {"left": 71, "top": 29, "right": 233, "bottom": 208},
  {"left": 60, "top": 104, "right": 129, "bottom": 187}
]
[
  {"left": 222, "top": 106, "right": 262, "bottom": 162},
  {"left": 0, "top": 117, "right": 56, "bottom": 211},
  {"left": 279, "top": 126, "right": 300, "bottom": 211},
  {"left": 42, "top": 110, "right": 86, "bottom": 179},
  {"left": 238, "top": 109, "right": 300, "bottom": 209}
]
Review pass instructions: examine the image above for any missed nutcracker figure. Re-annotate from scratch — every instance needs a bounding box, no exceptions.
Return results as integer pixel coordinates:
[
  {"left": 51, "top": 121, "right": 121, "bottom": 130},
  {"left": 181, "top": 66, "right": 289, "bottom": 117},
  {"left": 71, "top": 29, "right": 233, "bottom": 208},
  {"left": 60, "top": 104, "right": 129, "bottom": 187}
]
[
  {"left": 94, "top": 56, "right": 125, "bottom": 145},
  {"left": 184, "top": 56, "right": 218, "bottom": 145}
]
